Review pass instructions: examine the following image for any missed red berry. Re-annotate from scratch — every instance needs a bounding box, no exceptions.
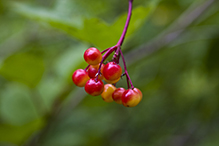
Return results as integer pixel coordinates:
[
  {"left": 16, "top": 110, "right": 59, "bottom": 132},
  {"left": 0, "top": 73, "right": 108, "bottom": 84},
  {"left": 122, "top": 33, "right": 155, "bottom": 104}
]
[
  {"left": 84, "top": 47, "right": 102, "bottom": 65},
  {"left": 88, "top": 64, "right": 104, "bottom": 80},
  {"left": 102, "top": 62, "right": 122, "bottom": 81},
  {"left": 112, "top": 87, "right": 126, "bottom": 104},
  {"left": 85, "top": 78, "right": 104, "bottom": 96},
  {"left": 122, "top": 88, "right": 142, "bottom": 107},
  {"left": 133, "top": 88, "right": 143, "bottom": 100},
  {"left": 101, "top": 84, "right": 116, "bottom": 102},
  {"left": 72, "top": 69, "right": 90, "bottom": 87}
]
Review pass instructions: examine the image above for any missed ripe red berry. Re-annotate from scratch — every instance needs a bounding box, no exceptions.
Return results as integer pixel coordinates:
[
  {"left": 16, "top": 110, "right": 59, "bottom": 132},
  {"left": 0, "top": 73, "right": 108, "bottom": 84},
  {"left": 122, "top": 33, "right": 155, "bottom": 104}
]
[
  {"left": 122, "top": 88, "right": 142, "bottom": 107},
  {"left": 85, "top": 78, "right": 104, "bottom": 96},
  {"left": 88, "top": 64, "right": 104, "bottom": 80},
  {"left": 102, "top": 62, "right": 122, "bottom": 81},
  {"left": 101, "top": 84, "right": 116, "bottom": 102},
  {"left": 84, "top": 47, "right": 102, "bottom": 65},
  {"left": 112, "top": 87, "right": 126, "bottom": 104},
  {"left": 72, "top": 69, "right": 90, "bottom": 87},
  {"left": 133, "top": 88, "right": 143, "bottom": 100}
]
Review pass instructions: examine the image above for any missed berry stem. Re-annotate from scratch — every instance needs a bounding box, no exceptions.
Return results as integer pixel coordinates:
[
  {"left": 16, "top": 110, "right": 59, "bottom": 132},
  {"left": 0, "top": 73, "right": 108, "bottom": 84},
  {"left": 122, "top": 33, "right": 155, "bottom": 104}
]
[
  {"left": 84, "top": 65, "right": 90, "bottom": 71},
  {"left": 113, "top": 46, "right": 121, "bottom": 64},
  {"left": 117, "top": 0, "right": 133, "bottom": 46},
  {"left": 95, "top": 45, "right": 117, "bottom": 81},
  {"left": 95, "top": 0, "right": 133, "bottom": 83},
  {"left": 101, "top": 48, "right": 110, "bottom": 54},
  {"left": 119, "top": 48, "right": 134, "bottom": 89}
]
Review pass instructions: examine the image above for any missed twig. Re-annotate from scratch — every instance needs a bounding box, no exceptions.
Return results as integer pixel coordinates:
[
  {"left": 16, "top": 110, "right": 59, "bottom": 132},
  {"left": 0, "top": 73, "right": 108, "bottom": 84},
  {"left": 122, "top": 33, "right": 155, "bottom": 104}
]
[
  {"left": 117, "top": 0, "right": 133, "bottom": 46},
  {"left": 119, "top": 48, "right": 133, "bottom": 89}
]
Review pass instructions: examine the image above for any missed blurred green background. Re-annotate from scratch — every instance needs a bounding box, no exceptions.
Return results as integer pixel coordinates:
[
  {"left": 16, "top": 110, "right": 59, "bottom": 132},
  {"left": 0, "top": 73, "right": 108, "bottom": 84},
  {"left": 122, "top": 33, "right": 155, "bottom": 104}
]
[{"left": 0, "top": 0, "right": 219, "bottom": 146}]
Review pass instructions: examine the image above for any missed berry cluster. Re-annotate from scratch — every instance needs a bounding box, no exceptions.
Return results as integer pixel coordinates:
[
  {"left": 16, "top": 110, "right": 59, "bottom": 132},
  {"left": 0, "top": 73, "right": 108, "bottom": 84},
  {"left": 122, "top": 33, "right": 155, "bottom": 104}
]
[
  {"left": 72, "top": 47, "right": 142, "bottom": 107},
  {"left": 72, "top": 0, "right": 142, "bottom": 107}
]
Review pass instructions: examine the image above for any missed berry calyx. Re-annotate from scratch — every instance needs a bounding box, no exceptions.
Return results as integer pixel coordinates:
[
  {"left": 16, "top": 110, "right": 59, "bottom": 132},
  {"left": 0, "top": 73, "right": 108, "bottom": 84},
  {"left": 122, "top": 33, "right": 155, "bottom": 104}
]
[
  {"left": 84, "top": 47, "right": 102, "bottom": 65},
  {"left": 122, "top": 88, "right": 142, "bottom": 107},
  {"left": 72, "top": 69, "right": 90, "bottom": 87},
  {"left": 112, "top": 87, "right": 126, "bottom": 104},
  {"left": 102, "top": 62, "right": 122, "bottom": 81},
  {"left": 101, "top": 84, "right": 116, "bottom": 102},
  {"left": 88, "top": 64, "right": 104, "bottom": 80},
  {"left": 85, "top": 78, "right": 104, "bottom": 96}
]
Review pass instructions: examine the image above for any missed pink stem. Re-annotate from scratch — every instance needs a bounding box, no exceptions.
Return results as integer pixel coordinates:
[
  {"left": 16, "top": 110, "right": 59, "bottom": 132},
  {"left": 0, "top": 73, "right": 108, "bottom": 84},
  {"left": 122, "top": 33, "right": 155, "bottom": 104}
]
[
  {"left": 117, "top": 0, "right": 133, "bottom": 46},
  {"left": 95, "top": 0, "right": 134, "bottom": 84},
  {"left": 119, "top": 49, "right": 134, "bottom": 89},
  {"left": 112, "top": 46, "right": 120, "bottom": 64},
  {"left": 84, "top": 65, "right": 90, "bottom": 71},
  {"left": 101, "top": 48, "right": 110, "bottom": 54}
]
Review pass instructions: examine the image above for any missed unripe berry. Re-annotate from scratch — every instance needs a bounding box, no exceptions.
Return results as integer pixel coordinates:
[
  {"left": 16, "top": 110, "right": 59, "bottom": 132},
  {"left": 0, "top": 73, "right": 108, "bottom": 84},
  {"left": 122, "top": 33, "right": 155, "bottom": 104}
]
[
  {"left": 84, "top": 47, "right": 102, "bottom": 65},
  {"left": 88, "top": 64, "right": 104, "bottom": 80},
  {"left": 85, "top": 78, "right": 104, "bottom": 96},
  {"left": 72, "top": 69, "right": 90, "bottom": 87},
  {"left": 101, "top": 84, "right": 116, "bottom": 102},
  {"left": 122, "top": 88, "right": 142, "bottom": 107},
  {"left": 102, "top": 62, "right": 122, "bottom": 81},
  {"left": 112, "top": 87, "right": 126, "bottom": 104}
]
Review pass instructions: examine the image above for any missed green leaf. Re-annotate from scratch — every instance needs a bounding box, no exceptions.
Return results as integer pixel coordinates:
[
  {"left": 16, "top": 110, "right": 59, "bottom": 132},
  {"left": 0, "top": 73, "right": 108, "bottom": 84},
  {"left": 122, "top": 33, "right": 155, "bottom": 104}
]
[
  {"left": 54, "top": 0, "right": 110, "bottom": 19},
  {"left": 11, "top": 2, "right": 82, "bottom": 42},
  {"left": 76, "top": 4, "right": 156, "bottom": 49},
  {"left": 12, "top": 1, "right": 158, "bottom": 49},
  {"left": 0, "top": 53, "right": 45, "bottom": 88},
  {"left": 79, "top": 18, "right": 116, "bottom": 49}
]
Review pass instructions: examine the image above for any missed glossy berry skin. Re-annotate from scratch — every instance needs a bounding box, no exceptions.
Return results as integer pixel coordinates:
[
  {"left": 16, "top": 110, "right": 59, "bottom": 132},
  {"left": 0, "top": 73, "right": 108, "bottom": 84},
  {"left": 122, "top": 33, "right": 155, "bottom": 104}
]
[
  {"left": 112, "top": 87, "right": 126, "bottom": 104},
  {"left": 101, "top": 84, "right": 116, "bottom": 102},
  {"left": 133, "top": 88, "right": 143, "bottom": 100},
  {"left": 85, "top": 79, "right": 104, "bottom": 96},
  {"left": 84, "top": 47, "right": 102, "bottom": 65},
  {"left": 88, "top": 64, "right": 104, "bottom": 80},
  {"left": 122, "top": 88, "right": 142, "bottom": 107},
  {"left": 104, "top": 77, "right": 120, "bottom": 84},
  {"left": 102, "top": 62, "right": 122, "bottom": 81},
  {"left": 72, "top": 69, "right": 90, "bottom": 87}
]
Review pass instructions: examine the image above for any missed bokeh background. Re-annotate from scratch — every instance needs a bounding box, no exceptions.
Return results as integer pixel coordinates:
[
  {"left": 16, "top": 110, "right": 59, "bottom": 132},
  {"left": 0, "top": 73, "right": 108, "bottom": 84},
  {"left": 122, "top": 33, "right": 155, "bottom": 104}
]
[{"left": 0, "top": 0, "right": 219, "bottom": 146}]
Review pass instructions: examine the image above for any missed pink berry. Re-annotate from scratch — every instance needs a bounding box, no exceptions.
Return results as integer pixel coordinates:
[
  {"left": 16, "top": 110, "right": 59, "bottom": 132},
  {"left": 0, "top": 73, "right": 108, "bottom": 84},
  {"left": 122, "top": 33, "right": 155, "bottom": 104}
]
[
  {"left": 72, "top": 69, "right": 90, "bottom": 87},
  {"left": 122, "top": 88, "right": 142, "bottom": 107},
  {"left": 85, "top": 78, "right": 104, "bottom": 96},
  {"left": 102, "top": 62, "right": 122, "bottom": 81},
  {"left": 88, "top": 64, "right": 104, "bottom": 80},
  {"left": 84, "top": 47, "right": 102, "bottom": 65},
  {"left": 112, "top": 87, "right": 126, "bottom": 104}
]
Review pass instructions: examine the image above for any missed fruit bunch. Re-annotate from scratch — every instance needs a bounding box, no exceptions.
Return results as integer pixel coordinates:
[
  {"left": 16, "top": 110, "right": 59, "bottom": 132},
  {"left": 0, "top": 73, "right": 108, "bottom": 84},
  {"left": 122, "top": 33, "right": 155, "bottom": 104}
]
[
  {"left": 72, "top": 0, "right": 142, "bottom": 107},
  {"left": 72, "top": 47, "right": 142, "bottom": 107}
]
